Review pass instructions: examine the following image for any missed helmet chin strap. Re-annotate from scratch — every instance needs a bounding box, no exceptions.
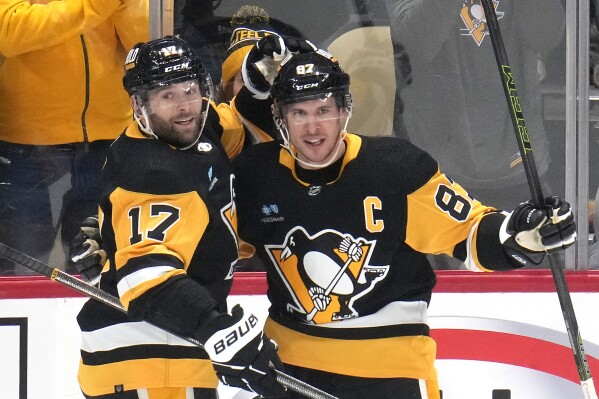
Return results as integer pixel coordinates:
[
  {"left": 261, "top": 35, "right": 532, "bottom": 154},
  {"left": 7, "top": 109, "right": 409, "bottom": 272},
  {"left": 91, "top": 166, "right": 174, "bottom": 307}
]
[
  {"left": 133, "top": 96, "right": 210, "bottom": 151},
  {"left": 133, "top": 96, "right": 159, "bottom": 140},
  {"left": 278, "top": 109, "right": 351, "bottom": 170},
  {"left": 134, "top": 108, "right": 158, "bottom": 139}
]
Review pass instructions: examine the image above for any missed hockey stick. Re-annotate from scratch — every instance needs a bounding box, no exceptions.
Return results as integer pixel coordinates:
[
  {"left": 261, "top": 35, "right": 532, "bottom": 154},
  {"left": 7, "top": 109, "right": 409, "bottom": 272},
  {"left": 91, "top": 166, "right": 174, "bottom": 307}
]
[
  {"left": 479, "top": 1, "right": 598, "bottom": 398},
  {"left": 0, "top": 242, "right": 339, "bottom": 399}
]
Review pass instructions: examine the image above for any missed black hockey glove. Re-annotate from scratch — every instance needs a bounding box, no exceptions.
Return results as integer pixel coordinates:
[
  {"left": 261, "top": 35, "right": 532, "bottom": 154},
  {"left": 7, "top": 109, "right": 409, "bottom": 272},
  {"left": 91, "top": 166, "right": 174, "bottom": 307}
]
[
  {"left": 284, "top": 37, "right": 317, "bottom": 55},
  {"left": 69, "top": 216, "right": 106, "bottom": 284},
  {"left": 500, "top": 196, "right": 576, "bottom": 267},
  {"left": 197, "top": 304, "right": 286, "bottom": 398},
  {"left": 242, "top": 34, "right": 287, "bottom": 99}
]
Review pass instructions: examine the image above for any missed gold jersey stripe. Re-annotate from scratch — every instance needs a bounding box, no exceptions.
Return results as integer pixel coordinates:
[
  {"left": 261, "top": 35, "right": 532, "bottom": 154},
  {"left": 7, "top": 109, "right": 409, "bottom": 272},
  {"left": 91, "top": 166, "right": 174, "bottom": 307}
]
[
  {"left": 78, "top": 358, "right": 217, "bottom": 396},
  {"left": 265, "top": 318, "right": 438, "bottom": 379}
]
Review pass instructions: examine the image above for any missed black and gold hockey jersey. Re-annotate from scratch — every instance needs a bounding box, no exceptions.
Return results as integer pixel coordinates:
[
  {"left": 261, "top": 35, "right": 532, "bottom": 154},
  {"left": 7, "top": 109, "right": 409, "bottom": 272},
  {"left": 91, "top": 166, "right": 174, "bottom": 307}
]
[
  {"left": 77, "top": 122, "right": 239, "bottom": 396},
  {"left": 234, "top": 133, "right": 518, "bottom": 381}
]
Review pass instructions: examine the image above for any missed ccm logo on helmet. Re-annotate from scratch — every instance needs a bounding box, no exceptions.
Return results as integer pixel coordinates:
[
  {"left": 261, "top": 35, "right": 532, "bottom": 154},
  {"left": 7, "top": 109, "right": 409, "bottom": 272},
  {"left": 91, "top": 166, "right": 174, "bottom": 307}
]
[
  {"left": 165, "top": 62, "right": 189, "bottom": 73},
  {"left": 295, "top": 83, "right": 319, "bottom": 91},
  {"left": 212, "top": 313, "right": 259, "bottom": 355}
]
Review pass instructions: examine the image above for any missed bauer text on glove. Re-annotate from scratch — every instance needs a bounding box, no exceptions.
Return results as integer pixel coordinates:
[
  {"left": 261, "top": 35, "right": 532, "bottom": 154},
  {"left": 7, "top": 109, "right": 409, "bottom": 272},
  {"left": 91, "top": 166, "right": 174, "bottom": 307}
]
[{"left": 196, "top": 304, "right": 286, "bottom": 398}]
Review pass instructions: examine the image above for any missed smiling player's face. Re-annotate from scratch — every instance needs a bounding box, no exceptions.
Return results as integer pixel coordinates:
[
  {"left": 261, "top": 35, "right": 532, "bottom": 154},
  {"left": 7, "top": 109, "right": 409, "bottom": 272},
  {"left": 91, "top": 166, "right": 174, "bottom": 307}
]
[
  {"left": 283, "top": 96, "right": 348, "bottom": 169},
  {"left": 144, "top": 80, "right": 204, "bottom": 147}
]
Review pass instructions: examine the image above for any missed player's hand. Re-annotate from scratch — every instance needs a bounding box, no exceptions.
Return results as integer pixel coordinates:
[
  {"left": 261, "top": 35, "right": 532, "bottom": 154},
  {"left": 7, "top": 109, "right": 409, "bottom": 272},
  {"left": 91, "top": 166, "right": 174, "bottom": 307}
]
[
  {"left": 242, "top": 34, "right": 287, "bottom": 99},
  {"left": 69, "top": 216, "right": 106, "bottom": 284},
  {"left": 197, "top": 305, "right": 286, "bottom": 398},
  {"left": 284, "top": 37, "right": 317, "bottom": 54},
  {"left": 500, "top": 196, "right": 576, "bottom": 266}
]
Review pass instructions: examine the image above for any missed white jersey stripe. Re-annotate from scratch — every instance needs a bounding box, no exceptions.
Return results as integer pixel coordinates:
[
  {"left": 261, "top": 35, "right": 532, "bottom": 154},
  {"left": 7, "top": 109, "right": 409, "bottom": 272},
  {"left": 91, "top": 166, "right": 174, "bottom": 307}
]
[
  {"left": 80, "top": 321, "right": 196, "bottom": 353},
  {"left": 117, "top": 265, "right": 177, "bottom": 297},
  {"left": 318, "top": 300, "right": 428, "bottom": 329},
  {"left": 418, "top": 378, "right": 428, "bottom": 398}
]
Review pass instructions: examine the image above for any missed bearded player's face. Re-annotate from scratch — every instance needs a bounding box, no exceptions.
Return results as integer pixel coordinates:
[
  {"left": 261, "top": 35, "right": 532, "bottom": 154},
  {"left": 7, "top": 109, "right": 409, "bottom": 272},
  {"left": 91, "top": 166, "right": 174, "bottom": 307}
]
[{"left": 145, "top": 80, "right": 204, "bottom": 148}]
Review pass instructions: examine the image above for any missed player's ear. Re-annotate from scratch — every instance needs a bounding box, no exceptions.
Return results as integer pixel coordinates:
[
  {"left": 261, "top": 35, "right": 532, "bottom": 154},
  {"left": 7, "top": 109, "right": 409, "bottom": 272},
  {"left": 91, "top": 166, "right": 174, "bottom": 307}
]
[{"left": 130, "top": 96, "right": 143, "bottom": 116}]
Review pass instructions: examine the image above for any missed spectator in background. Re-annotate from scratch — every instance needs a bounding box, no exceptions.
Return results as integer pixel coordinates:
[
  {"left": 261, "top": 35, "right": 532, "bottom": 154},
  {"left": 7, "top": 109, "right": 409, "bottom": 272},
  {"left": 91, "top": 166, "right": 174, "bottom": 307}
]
[
  {"left": 324, "top": 0, "right": 412, "bottom": 139},
  {"left": 217, "top": 4, "right": 281, "bottom": 148},
  {"left": 0, "top": 0, "right": 148, "bottom": 275},
  {"left": 220, "top": 5, "right": 279, "bottom": 102},
  {"left": 176, "top": 0, "right": 230, "bottom": 84},
  {"left": 385, "top": 0, "right": 564, "bottom": 269},
  {"left": 177, "top": 2, "right": 305, "bottom": 105},
  {"left": 385, "top": 0, "right": 564, "bottom": 211}
]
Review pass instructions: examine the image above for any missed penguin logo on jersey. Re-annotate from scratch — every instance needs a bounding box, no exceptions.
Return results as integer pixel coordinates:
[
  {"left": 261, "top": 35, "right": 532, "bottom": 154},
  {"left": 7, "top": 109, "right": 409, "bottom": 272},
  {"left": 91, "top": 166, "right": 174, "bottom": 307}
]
[
  {"left": 459, "top": 0, "right": 504, "bottom": 46},
  {"left": 266, "top": 227, "right": 389, "bottom": 324}
]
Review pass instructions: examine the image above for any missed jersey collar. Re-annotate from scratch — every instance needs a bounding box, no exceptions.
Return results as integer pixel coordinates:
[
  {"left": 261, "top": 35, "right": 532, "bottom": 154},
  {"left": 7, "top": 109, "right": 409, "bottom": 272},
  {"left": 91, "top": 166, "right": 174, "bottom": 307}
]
[{"left": 279, "top": 133, "right": 362, "bottom": 186}]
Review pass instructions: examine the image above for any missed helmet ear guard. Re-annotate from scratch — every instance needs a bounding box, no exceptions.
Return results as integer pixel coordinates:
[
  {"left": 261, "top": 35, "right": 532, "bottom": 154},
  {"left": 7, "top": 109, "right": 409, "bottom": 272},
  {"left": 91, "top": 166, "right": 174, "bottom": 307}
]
[
  {"left": 271, "top": 102, "right": 280, "bottom": 120},
  {"left": 344, "top": 92, "right": 353, "bottom": 112},
  {"left": 131, "top": 95, "right": 144, "bottom": 116}
]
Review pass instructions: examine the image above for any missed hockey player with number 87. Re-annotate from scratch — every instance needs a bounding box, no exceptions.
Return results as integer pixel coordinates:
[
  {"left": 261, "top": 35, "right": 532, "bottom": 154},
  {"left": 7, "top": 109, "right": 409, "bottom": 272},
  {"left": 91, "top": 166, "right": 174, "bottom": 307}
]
[{"left": 231, "top": 48, "right": 577, "bottom": 398}]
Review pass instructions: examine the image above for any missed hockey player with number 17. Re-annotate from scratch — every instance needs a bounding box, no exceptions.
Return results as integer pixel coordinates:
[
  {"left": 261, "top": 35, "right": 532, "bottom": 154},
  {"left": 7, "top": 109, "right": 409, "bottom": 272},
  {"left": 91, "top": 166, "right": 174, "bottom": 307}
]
[
  {"left": 233, "top": 49, "right": 576, "bottom": 398},
  {"left": 75, "top": 36, "right": 286, "bottom": 399}
]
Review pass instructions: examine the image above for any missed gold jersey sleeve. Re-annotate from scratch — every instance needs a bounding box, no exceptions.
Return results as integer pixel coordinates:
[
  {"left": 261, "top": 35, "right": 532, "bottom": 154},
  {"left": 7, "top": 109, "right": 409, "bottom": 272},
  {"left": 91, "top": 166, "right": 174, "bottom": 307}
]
[{"left": 406, "top": 169, "right": 496, "bottom": 270}]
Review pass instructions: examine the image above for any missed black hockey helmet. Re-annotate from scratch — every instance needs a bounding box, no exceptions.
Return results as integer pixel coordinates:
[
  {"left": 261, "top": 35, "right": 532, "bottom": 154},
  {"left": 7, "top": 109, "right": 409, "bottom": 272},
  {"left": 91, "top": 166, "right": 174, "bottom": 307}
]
[
  {"left": 270, "top": 49, "right": 351, "bottom": 110},
  {"left": 122, "top": 36, "right": 214, "bottom": 149},
  {"left": 123, "top": 36, "right": 210, "bottom": 97},
  {"left": 271, "top": 49, "right": 353, "bottom": 169}
]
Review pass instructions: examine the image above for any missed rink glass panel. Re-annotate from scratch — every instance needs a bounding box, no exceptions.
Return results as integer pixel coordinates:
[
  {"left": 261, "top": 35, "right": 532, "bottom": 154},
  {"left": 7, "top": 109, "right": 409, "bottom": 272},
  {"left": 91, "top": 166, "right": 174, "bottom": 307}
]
[{"left": 5, "top": 0, "right": 597, "bottom": 274}]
